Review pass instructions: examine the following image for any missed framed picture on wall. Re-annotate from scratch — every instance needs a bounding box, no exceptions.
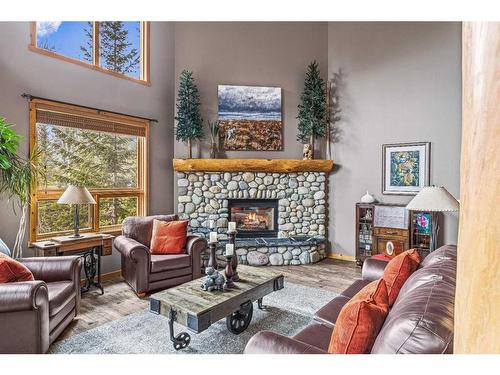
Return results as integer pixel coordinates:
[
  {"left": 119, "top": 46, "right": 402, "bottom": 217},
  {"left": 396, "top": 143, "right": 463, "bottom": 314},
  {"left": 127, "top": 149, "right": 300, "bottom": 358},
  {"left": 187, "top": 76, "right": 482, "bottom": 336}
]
[
  {"left": 382, "top": 142, "right": 430, "bottom": 195},
  {"left": 218, "top": 85, "right": 283, "bottom": 151}
]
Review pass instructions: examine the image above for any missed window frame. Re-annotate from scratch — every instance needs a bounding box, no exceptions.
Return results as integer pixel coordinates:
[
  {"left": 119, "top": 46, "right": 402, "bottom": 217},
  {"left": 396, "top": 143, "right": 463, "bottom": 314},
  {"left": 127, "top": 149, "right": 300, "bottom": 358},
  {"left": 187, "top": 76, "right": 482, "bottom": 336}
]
[
  {"left": 29, "top": 98, "right": 149, "bottom": 243},
  {"left": 29, "top": 22, "right": 150, "bottom": 86}
]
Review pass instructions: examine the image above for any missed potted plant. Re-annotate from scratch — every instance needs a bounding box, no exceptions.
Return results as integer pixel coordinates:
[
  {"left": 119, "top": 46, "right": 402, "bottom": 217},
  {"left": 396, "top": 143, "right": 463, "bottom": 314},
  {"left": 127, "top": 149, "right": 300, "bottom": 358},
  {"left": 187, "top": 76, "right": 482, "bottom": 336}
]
[
  {"left": 297, "top": 60, "right": 327, "bottom": 159},
  {"left": 207, "top": 120, "right": 219, "bottom": 159},
  {"left": 0, "top": 117, "right": 39, "bottom": 258},
  {"left": 175, "top": 70, "right": 203, "bottom": 159}
]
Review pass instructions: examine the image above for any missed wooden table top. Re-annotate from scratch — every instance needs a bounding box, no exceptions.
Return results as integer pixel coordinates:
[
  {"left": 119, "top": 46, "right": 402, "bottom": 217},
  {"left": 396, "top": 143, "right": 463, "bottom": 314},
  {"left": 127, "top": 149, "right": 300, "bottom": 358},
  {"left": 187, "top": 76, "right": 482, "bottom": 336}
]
[{"left": 151, "top": 265, "right": 283, "bottom": 317}]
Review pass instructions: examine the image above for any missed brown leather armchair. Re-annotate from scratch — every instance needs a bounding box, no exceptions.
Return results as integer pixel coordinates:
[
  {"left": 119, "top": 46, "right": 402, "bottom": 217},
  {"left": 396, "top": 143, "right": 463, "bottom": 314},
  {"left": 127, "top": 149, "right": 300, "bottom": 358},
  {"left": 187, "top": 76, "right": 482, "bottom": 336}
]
[
  {"left": 0, "top": 256, "right": 82, "bottom": 353},
  {"left": 114, "top": 214, "right": 208, "bottom": 297}
]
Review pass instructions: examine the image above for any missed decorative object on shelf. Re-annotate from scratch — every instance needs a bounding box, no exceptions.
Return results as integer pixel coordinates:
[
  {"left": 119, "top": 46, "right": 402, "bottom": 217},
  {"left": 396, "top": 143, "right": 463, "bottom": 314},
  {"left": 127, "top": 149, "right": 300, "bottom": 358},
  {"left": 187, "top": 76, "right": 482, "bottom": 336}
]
[
  {"left": 175, "top": 70, "right": 203, "bottom": 159},
  {"left": 382, "top": 142, "right": 431, "bottom": 195},
  {"left": 207, "top": 120, "right": 220, "bottom": 159},
  {"left": 200, "top": 266, "right": 225, "bottom": 292},
  {"left": 360, "top": 190, "right": 376, "bottom": 203},
  {"left": 0, "top": 117, "right": 41, "bottom": 258},
  {"left": 406, "top": 186, "right": 459, "bottom": 251},
  {"left": 207, "top": 238, "right": 219, "bottom": 270},
  {"left": 297, "top": 60, "right": 327, "bottom": 160},
  {"left": 57, "top": 185, "right": 96, "bottom": 238},
  {"left": 218, "top": 85, "right": 282, "bottom": 151},
  {"left": 326, "top": 69, "right": 342, "bottom": 160},
  {"left": 227, "top": 229, "right": 239, "bottom": 281},
  {"left": 302, "top": 143, "right": 313, "bottom": 160}
]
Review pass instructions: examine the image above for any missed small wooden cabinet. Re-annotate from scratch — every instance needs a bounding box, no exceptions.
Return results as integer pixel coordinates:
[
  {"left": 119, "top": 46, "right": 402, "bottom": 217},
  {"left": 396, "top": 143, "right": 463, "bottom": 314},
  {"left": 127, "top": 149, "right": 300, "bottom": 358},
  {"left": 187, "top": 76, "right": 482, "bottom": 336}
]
[
  {"left": 355, "top": 203, "right": 375, "bottom": 265},
  {"left": 373, "top": 227, "right": 409, "bottom": 257},
  {"left": 356, "top": 203, "right": 411, "bottom": 265}
]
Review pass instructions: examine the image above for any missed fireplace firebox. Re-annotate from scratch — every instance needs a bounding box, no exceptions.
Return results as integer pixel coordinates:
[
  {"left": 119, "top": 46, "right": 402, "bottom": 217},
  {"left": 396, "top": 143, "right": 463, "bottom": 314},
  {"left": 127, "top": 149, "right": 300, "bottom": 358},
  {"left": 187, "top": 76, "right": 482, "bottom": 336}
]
[{"left": 228, "top": 199, "right": 279, "bottom": 238}]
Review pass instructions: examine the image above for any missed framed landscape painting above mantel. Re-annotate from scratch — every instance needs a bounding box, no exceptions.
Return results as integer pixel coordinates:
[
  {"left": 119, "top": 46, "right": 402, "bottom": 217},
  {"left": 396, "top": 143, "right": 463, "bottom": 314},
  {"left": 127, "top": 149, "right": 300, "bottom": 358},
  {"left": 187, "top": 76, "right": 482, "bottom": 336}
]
[
  {"left": 218, "top": 85, "right": 283, "bottom": 151},
  {"left": 382, "top": 142, "right": 430, "bottom": 195}
]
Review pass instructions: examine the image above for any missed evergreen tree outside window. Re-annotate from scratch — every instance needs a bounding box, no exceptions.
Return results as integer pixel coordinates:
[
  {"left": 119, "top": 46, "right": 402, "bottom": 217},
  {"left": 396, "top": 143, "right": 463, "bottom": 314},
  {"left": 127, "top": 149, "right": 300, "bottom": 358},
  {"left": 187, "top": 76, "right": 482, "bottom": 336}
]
[{"left": 30, "top": 22, "right": 149, "bottom": 83}]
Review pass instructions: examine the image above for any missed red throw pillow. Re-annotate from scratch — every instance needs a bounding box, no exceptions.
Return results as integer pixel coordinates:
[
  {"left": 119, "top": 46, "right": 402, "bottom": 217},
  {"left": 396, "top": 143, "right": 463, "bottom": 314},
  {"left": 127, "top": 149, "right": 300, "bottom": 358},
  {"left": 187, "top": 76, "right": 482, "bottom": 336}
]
[
  {"left": 328, "top": 278, "right": 389, "bottom": 354},
  {"left": 382, "top": 249, "right": 421, "bottom": 306},
  {"left": 150, "top": 219, "right": 188, "bottom": 255},
  {"left": 0, "top": 253, "right": 34, "bottom": 283}
]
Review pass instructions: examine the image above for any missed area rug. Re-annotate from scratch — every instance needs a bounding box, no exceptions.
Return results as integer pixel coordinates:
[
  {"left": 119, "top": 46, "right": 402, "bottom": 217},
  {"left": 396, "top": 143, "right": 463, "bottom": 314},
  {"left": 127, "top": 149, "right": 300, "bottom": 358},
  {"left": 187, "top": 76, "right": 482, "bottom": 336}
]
[{"left": 50, "top": 282, "right": 337, "bottom": 354}]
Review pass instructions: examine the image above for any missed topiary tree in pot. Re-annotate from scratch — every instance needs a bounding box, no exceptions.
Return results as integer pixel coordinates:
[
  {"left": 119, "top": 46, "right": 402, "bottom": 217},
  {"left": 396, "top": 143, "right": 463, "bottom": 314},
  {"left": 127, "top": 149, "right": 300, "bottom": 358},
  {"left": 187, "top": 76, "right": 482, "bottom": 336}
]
[
  {"left": 0, "top": 117, "right": 40, "bottom": 258},
  {"left": 175, "top": 70, "right": 203, "bottom": 159},
  {"left": 297, "top": 60, "right": 327, "bottom": 159}
]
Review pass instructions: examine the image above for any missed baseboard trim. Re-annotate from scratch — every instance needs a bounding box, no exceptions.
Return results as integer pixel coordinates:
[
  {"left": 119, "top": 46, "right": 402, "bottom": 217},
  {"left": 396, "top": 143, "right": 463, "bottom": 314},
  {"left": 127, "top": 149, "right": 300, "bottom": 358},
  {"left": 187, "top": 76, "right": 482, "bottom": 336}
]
[
  {"left": 80, "top": 270, "right": 122, "bottom": 285},
  {"left": 327, "top": 253, "right": 356, "bottom": 262}
]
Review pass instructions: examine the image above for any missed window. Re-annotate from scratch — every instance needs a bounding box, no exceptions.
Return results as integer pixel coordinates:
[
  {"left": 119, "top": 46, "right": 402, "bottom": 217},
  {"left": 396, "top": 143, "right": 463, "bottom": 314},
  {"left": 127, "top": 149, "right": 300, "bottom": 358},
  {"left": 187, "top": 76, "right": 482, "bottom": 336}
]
[
  {"left": 29, "top": 99, "right": 149, "bottom": 242},
  {"left": 29, "top": 22, "right": 149, "bottom": 84}
]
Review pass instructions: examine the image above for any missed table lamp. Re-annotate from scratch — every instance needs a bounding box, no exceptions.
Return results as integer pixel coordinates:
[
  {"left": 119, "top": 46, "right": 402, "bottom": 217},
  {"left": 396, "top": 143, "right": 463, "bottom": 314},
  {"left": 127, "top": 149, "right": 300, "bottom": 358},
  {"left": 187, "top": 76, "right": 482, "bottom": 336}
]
[
  {"left": 406, "top": 186, "right": 459, "bottom": 251},
  {"left": 57, "top": 185, "right": 96, "bottom": 238}
]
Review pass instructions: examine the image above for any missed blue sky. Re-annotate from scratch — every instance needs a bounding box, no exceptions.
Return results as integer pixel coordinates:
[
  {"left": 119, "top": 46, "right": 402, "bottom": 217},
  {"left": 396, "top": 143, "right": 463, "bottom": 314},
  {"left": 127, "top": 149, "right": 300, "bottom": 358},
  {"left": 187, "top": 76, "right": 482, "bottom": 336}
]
[{"left": 36, "top": 21, "right": 141, "bottom": 78}]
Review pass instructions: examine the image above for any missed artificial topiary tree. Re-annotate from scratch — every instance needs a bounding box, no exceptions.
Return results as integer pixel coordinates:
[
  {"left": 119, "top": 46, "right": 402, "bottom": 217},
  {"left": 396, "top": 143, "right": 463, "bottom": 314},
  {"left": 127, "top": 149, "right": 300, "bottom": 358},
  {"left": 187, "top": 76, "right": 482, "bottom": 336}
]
[
  {"left": 296, "top": 60, "right": 327, "bottom": 159},
  {"left": 175, "top": 70, "right": 203, "bottom": 158}
]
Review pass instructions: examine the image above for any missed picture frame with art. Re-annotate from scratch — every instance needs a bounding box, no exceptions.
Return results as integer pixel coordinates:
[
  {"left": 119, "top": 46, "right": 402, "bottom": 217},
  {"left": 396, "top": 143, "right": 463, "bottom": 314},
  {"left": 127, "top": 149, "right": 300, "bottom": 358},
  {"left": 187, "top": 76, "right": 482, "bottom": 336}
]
[
  {"left": 382, "top": 142, "right": 430, "bottom": 195},
  {"left": 218, "top": 85, "right": 283, "bottom": 151}
]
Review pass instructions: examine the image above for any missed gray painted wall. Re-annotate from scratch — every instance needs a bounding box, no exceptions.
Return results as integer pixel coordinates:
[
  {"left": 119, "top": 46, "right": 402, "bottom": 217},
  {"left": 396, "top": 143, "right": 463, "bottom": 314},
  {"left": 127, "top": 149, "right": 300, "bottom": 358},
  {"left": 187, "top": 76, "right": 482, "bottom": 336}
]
[
  {"left": 327, "top": 22, "right": 462, "bottom": 256},
  {"left": 173, "top": 22, "right": 462, "bottom": 258},
  {"left": 0, "top": 21, "right": 462, "bottom": 274},
  {"left": 0, "top": 22, "right": 175, "bottom": 273},
  {"left": 173, "top": 22, "right": 329, "bottom": 160}
]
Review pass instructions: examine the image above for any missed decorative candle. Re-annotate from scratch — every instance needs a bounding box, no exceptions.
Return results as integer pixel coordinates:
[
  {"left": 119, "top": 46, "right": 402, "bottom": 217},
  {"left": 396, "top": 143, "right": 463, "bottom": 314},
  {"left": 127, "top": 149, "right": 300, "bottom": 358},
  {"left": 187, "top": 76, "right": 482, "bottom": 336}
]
[
  {"left": 228, "top": 221, "right": 236, "bottom": 232},
  {"left": 209, "top": 232, "right": 218, "bottom": 243},
  {"left": 225, "top": 243, "right": 234, "bottom": 256}
]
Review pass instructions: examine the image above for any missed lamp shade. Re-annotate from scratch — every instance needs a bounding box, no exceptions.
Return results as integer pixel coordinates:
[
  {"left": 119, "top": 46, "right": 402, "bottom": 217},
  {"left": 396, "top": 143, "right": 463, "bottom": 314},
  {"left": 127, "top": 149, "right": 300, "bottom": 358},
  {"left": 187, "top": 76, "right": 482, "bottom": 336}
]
[
  {"left": 406, "top": 186, "right": 459, "bottom": 212},
  {"left": 57, "top": 185, "right": 96, "bottom": 205}
]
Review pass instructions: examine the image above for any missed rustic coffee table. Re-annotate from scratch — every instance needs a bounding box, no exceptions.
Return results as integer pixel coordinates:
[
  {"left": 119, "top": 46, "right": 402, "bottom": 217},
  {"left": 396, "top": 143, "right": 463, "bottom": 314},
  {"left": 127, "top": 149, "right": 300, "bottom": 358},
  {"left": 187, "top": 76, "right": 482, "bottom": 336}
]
[{"left": 149, "top": 265, "right": 284, "bottom": 350}]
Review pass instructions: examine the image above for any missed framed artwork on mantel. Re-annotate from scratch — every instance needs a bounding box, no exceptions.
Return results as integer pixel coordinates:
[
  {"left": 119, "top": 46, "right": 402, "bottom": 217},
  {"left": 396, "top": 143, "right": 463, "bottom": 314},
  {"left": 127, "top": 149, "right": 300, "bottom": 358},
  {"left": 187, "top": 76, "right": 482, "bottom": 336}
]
[
  {"left": 382, "top": 142, "right": 430, "bottom": 195},
  {"left": 218, "top": 85, "right": 283, "bottom": 151}
]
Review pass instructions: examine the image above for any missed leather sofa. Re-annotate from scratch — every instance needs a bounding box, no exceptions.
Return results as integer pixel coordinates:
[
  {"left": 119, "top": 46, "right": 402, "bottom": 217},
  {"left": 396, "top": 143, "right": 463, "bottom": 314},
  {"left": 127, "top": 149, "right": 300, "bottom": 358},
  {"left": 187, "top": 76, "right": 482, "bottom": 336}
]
[
  {"left": 0, "top": 256, "right": 82, "bottom": 353},
  {"left": 245, "top": 244, "right": 457, "bottom": 354},
  {"left": 114, "top": 214, "right": 208, "bottom": 296}
]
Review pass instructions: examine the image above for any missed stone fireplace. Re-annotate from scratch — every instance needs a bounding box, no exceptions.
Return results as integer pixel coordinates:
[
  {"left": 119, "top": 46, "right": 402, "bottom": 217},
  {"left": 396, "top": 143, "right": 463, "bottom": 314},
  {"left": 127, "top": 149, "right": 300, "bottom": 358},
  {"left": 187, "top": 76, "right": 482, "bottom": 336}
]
[{"left": 174, "top": 159, "right": 333, "bottom": 266}]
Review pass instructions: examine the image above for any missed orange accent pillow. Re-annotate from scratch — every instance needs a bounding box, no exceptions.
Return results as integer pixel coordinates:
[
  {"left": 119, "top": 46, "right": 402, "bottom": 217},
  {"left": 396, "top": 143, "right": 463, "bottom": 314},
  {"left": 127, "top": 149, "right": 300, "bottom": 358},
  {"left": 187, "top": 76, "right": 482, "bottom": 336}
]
[
  {"left": 382, "top": 249, "right": 421, "bottom": 306},
  {"left": 0, "top": 253, "right": 35, "bottom": 283},
  {"left": 328, "top": 278, "right": 389, "bottom": 354},
  {"left": 150, "top": 219, "right": 188, "bottom": 255}
]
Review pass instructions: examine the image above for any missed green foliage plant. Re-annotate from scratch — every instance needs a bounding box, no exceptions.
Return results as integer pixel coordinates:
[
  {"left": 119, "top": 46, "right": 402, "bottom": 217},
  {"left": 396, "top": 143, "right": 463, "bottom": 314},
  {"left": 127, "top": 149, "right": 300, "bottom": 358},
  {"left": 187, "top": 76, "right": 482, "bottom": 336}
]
[
  {"left": 175, "top": 70, "right": 203, "bottom": 158},
  {"left": 0, "top": 117, "right": 40, "bottom": 258},
  {"left": 296, "top": 60, "right": 327, "bottom": 158}
]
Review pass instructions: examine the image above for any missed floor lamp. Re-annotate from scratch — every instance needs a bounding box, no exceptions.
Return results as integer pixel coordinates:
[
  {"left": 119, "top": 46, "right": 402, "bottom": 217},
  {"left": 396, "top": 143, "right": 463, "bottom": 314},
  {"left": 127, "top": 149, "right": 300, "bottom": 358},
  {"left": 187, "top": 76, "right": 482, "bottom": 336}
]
[{"left": 406, "top": 186, "right": 459, "bottom": 251}]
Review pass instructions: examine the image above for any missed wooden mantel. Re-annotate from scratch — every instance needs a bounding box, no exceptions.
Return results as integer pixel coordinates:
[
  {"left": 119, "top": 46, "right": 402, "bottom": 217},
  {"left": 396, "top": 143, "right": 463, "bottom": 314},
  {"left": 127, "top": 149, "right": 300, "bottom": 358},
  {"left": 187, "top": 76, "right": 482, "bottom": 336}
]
[{"left": 173, "top": 159, "right": 334, "bottom": 173}]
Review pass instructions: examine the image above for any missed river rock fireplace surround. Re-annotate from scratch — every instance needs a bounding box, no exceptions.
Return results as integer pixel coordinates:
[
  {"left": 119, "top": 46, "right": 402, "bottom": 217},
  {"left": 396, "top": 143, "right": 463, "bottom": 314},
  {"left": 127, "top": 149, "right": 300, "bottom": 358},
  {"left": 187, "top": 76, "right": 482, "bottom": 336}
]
[{"left": 174, "top": 159, "right": 333, "bottom": 266}]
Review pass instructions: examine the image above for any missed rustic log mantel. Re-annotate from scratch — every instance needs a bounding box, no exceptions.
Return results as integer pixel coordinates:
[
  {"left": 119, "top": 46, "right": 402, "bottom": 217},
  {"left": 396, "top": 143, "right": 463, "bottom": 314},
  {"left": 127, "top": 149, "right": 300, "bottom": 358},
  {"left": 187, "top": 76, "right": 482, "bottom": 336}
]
[{"left": 172, "top": 159, "right": 334, "bottom": 173}]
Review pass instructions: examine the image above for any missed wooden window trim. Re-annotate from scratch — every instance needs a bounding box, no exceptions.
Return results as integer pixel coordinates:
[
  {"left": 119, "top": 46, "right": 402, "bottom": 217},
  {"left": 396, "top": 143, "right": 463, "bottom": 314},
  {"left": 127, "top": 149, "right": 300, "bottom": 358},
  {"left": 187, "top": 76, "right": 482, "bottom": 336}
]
[
  {"left": 29, "top": 99, "right": 149, "bottom": 243},
  {"left": 29, "top": 22, "right": 151, "bottom": 86}
]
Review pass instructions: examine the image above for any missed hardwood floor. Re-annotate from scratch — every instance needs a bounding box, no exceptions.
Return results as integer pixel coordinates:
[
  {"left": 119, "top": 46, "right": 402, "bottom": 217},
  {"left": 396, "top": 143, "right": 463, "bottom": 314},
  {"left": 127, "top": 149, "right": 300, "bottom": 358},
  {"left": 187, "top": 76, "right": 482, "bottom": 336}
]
[{"left": 56, "top": 258, "right": 360, "bottom": 342}]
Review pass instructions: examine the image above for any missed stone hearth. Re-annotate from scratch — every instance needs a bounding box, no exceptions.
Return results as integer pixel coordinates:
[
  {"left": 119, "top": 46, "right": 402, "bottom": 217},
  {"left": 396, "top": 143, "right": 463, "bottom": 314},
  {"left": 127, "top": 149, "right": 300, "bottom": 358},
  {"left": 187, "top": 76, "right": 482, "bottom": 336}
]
[{"left": 176, "top": 169, "right": 329, "bottom": 266}]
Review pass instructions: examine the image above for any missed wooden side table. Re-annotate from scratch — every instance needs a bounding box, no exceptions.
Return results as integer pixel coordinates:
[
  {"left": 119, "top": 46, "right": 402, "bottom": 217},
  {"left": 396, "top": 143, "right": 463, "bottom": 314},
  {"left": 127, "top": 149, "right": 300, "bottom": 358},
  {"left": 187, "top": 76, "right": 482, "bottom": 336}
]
[{"left": 32, "top": 233, "right": 114, "bottom": 295}]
